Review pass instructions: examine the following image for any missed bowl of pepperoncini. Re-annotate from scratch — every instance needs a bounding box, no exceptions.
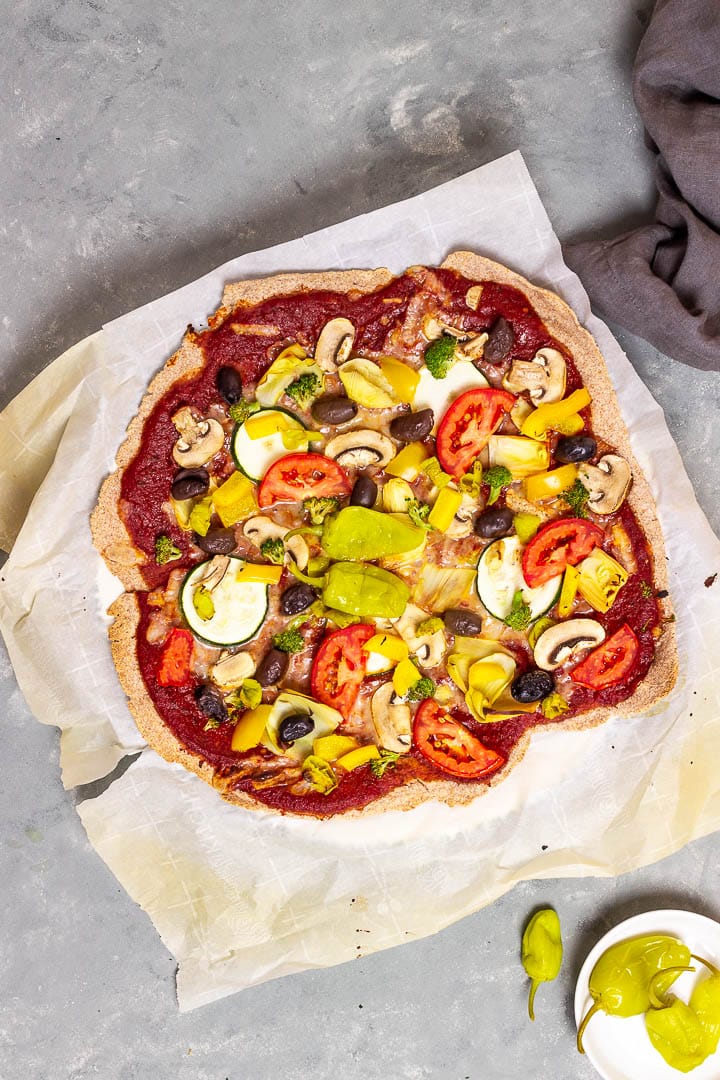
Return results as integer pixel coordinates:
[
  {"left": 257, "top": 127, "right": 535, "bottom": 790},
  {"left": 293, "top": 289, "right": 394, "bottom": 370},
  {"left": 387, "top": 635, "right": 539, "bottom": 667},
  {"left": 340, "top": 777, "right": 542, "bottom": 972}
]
[{"left": 574, "top": 910, "right": 720, "bottom": 1079}]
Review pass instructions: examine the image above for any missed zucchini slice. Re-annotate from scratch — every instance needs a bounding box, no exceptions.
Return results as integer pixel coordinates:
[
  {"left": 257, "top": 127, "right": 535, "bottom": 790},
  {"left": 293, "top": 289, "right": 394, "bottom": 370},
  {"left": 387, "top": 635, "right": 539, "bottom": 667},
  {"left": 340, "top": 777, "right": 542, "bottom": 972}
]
[
  {"left": 179, "top": 556, "right": 269, "bottom": 647},
  {"left": 476, "top": 536, "right": 560, "bottom": 622},
  {"left": 231, "top": 407, "right": 308, "bottom": 482}
]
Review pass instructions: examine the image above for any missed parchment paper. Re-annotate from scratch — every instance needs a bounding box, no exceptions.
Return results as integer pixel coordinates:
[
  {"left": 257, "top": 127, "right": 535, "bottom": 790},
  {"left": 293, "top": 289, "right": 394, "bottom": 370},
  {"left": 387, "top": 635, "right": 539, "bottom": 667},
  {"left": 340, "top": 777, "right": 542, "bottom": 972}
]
[{"left": 1, "top": 151, "right": 718, "bottom": 1011}]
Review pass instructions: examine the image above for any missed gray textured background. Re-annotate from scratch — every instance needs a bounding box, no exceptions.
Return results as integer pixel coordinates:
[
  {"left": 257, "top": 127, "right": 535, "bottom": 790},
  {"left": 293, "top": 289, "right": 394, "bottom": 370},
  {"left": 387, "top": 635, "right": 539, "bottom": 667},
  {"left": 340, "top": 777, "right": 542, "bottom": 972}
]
[{"left": 2, "top": 2, "right": 719, "bottom": 1078}]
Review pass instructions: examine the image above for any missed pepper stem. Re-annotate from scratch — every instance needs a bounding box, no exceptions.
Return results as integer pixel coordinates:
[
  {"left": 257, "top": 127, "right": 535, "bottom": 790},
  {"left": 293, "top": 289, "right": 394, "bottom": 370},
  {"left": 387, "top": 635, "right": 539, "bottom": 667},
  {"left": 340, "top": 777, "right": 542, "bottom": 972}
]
[
  {"left": 528, "top": 980, "right": 539, "bottom": 1022},
  {"left": 286, "top": 558, "right": 326, "bottom": 588},
  {"left": 648, "top": 965, "right": 696, "bottom": 1009},
  {"left": 576, "top": 1000, "right": 602, "bottom": 1055},
  {"left": 284, "top": 525, "right": 323, "bottom": 540},
  {"left": 691, "top": 954, "right": 720, "bottom": 977}
]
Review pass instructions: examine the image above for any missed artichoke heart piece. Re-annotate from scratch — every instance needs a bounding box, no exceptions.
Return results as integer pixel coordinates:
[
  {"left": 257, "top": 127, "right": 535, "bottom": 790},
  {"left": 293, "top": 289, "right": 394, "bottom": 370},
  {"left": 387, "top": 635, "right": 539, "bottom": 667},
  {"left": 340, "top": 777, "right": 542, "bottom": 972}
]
[
  {"left": 338, "top": 358, "right": 398, "bottom": 408},
  {"left": 487, "top": 435, "right": 550, "bottom": 478},
  {"left": 464, "top": 653, "right": 516, "bottom": 722},
  {"left": 575, "top": 548, "right": 629, "bottom": 613}
]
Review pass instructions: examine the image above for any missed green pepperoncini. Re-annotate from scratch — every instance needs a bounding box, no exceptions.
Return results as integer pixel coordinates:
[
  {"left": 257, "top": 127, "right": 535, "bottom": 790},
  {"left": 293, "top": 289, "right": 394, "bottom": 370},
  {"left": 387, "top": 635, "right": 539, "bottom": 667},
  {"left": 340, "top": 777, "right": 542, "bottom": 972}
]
[{"left": 521, "top": 908, "right": 563, "bottom": 1021}]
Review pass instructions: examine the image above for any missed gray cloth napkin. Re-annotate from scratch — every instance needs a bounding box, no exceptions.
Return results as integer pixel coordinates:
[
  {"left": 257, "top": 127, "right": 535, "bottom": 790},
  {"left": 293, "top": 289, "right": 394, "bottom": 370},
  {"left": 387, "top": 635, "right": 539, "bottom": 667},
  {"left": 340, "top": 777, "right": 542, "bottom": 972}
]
[{"left": 565, "top": 0, "right": 720, "bottom": 371}]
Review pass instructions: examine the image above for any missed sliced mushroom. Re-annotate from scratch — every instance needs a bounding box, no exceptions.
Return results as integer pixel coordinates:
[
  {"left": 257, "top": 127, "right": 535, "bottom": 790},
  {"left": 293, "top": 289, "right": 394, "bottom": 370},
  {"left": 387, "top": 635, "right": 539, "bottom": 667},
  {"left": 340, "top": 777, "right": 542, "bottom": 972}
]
[
  {"left": 533, "top": 618, "right": 606, "bottom": 671},
  {"left": 578, "top": 455, "right": 632, "bottom": 515},
  {"left": 171, "top": 406, "right": 226, "bottom": 468},
  {"left": 371, "top": 682, "right": 412, "bottom": 754},
  {"left": 445, "top": 493, "right": 477, "bottom": 539},
  {"left": 422, "top": 314, "right": 469, "bottom": 341},
  {"left": 394, "top": 603, "right": 446, "bottom": 668},
  {"left": 195, "top": 554, "right": 231, "bottom": 592},
  {"left": 465, "top": 285, "right": 483, "bottom": 310},
  {"left": 324, "top": 428, "right": 395, "bottom": 469},
  {"left": 243, "top": 515, "right": 309, "bottom": 569},
  {"left": 211, "top": 650, "right": 256, "bottom": 688},
  {"left": 503, "top": 348, "right": 567, "bottom": 404},
  {"left": 314, "top": 318, "right": 355, "bottom": 369},
  {"left": 458, "top": 332, "right": 489, "bottom": 360}
]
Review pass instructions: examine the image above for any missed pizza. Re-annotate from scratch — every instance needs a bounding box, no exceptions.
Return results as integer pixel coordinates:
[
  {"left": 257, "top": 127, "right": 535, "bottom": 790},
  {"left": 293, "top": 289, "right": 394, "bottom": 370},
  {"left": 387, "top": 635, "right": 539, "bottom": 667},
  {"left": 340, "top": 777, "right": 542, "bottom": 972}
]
[{"left": 92, "top": 252, "right": 677, "bottom": 818}]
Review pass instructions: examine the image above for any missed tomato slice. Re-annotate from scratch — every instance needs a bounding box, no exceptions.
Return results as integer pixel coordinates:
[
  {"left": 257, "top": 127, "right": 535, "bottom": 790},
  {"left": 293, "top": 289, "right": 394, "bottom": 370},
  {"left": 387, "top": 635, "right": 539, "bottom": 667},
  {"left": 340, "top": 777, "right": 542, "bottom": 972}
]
[
  {"left": 257, "top": 452, "right": 352, "bottom": 508},
  {"left": 436, "top": 388, "right": 516, "bottom": 479},
  {"left": 310, "top": 623, "right": 375, "bottom": 719},
  {"left": 521, "top": 517, "right": 605, "bottom": 588},
  {"left": 156, "top": 628, "right": 194, "bottom": 687},
  {"left": 413, "top": 700, "right": 505, "bottom": 780},
  {"left": 570, "top": 624, "right": 640, "bottom": 690}
]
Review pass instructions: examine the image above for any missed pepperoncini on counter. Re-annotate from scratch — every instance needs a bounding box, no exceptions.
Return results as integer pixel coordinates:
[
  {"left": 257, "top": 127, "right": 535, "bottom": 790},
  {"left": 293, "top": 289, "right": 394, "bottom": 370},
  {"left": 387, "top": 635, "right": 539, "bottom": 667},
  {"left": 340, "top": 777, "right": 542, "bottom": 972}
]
[{"left": 522, "top": 908, "right": 563, "bottom": 1021}]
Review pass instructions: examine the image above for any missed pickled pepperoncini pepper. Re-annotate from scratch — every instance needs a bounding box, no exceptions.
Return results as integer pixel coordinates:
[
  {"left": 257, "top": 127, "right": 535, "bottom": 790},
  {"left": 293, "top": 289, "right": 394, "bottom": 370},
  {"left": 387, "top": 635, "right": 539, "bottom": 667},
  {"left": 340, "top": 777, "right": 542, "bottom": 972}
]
[
  {"left": 645, "top": 966, "right": 708, "bottom": 1073},
  {"left": 521, "top": 908, "right": 563, "bottom": 1021}
]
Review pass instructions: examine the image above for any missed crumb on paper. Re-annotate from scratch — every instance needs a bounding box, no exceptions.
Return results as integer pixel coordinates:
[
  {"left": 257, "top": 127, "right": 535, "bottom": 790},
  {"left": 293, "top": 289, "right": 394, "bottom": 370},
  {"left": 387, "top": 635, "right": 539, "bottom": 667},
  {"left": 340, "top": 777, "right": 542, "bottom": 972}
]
[{"left": 704, "top": 573, "right": 717, "bottom": 588}]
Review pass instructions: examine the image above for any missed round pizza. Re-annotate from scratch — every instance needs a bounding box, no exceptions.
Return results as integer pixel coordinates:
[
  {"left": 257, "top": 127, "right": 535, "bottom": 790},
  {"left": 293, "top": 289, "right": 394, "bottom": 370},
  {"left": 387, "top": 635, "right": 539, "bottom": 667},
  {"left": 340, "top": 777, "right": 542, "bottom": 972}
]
[{"left": 92, "top": 252, "right": 677, "bottom": 817}]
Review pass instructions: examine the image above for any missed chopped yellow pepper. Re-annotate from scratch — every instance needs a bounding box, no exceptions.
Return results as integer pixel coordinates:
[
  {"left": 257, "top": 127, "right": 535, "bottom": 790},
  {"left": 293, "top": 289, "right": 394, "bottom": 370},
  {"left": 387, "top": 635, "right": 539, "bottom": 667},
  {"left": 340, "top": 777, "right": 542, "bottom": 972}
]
[
  {"left": 363, "top": 634, "right": 409, "bottom": 663},
  {"left": 521, "top": 388, "right": 592, "bottom": 440},
  {"left": 523, "top": 463, "right": 578, "bottom": 502},
  {"left": 236, "top": 562, "right": 283, "bottom": 585},
  {"left": 393, "top": 656, "right": 422, "bottom": 696},
  {"left": 244, "top": 411, "right": 292, "bottom": 439},
  {"left": 557, "top": 564, "right": 579, "bottom": 618},
  {"left": 385, "top": 442, "right": 430, "bottom": 480},
  {"left": 576, "top": 548, "right": 629, "bottom": 613},
  {"left": 231, "top": 704, "right": 272, "bottom": 753},
  {"left": 427, "top": 486, "right": 463, "bottom": 532},
  {"left": 553, "top": 413, "right": 585, "bottom": 436},
  {"left": 335, "top": 744, "right": 381, "bottom": 772},
  {"left": 313, "top": 734, "right": 360, "bottom": 761},
  {"left": 379, "top": 357, "right": 420, "bottom": 403},
  {"left": 212, "top": 472, "right": 258, "bottom": 527}
]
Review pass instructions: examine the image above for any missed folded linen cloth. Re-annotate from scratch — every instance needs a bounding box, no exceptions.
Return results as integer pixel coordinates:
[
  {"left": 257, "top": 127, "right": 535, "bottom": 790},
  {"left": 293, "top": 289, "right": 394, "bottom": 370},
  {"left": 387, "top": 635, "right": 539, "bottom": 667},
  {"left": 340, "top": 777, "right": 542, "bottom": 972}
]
[{"left": 565, "top": 0, "right": 720, "bottom": 371}]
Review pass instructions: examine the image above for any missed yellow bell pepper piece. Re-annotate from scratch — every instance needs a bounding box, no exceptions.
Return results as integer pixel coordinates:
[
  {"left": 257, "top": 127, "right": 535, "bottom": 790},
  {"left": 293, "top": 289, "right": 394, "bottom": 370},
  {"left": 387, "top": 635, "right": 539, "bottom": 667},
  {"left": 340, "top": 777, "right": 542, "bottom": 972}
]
[
  {"left": 521, "top": 388, "right": 592, "bottom": 440},
  {"left": 553, "top": 413, "right": 585, "bottom": 436},
  {"left": 312, "top": 734, "right": 360, "bottom": 761},
  {"left": 231, "top": 704, "right": 272, "bottom": 752},
  {"left": 236, "top": 562, "right": 283, "bottom": 585},
  {"left": 363, "top": 634, "right": 409, "bottom": 663},
  {"left": 385, "top": 442, "right": 430, "bottom": 480},
  {"left": 244, "top": 412, "right": 292, "bottom": 439},
  {"left": 427, "top": 486, "right": 463, "bottom": 532},
  {"left": 557, "top": 564, "right": 579, "bottom": 618},
  {"left": 336, "top": 744, "right": 381, "bottom": 772},
  {"left": 212, "top": 472, "right": 258, "bottom": 527},
  {"left": 523, "top": 463, "right": 578, "bottom": 502},
  {"left": 378, "top": 357, "right": 420, "bottom": 403},
  {"left": 576, "top": 548, "right": 629, "bottom": 613},
  {"left": 393, "top": 657, "right": 421, "bottom": 697}
]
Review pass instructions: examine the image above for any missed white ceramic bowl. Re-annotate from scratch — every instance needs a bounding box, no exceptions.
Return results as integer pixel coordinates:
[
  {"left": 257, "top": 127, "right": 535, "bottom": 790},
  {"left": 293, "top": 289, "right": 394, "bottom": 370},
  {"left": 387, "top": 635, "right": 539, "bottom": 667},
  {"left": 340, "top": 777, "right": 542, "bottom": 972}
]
[{"left": 574, "top": 909, "right": 720, "bottom": 1080}]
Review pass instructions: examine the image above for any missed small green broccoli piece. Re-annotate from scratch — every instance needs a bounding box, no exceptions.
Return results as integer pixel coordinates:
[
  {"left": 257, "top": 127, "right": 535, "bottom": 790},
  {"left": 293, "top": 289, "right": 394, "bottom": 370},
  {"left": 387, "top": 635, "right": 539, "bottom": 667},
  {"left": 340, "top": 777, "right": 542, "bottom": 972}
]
[
  {"left": 407, "top": 676, "right": 435, "bottom": 702},
  {"left": 260, "top": 537, "right": 285, "bottom": 564},
  {"left": 416, "top": 616, "right": 445, "bottom": 636},
  {"left": 154, "top": 534, "right": 182, "bottom": 565},
  {"left": 303, "top": 496, "right": 339, "bottom": 524},
  {"left": 504, "top": 589, "right": 532, "bottom": 632},
  {"left": 639, "top": 580, "right": 653, "bottom": 599},
  {"left": 286, "top": 372, "right": 322, "bottom": 407},
  {"left": 407, "top": 499, "right": 432, "bottom": 529},
  {"left": 272, "top": 627, "right": 305, "bottom": 654},
  {"left": 484, "top": 465, "right": 513, "bottom": 506},
  {"left": 424, "top": 334, "right": 457, "bottom": 379},
  {"left": 563, "top": 479, "right": 590, "bottom": 518},
  {"left": 228, "top": 399, "right": 260, "bottom": 424},
  {"left": 370, "top": 750, "right": 401, "bottom": 778},
  {"left": 226, "top": 678, "right": 263, "bottom": 714}
]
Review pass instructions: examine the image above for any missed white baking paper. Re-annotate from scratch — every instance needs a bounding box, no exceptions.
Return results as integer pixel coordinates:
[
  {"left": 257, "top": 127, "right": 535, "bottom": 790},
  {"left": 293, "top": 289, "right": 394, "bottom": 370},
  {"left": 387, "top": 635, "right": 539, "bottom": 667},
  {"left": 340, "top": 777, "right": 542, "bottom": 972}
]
[{"left": 1, "top": 150, "right": 719, "bottom": 1010}]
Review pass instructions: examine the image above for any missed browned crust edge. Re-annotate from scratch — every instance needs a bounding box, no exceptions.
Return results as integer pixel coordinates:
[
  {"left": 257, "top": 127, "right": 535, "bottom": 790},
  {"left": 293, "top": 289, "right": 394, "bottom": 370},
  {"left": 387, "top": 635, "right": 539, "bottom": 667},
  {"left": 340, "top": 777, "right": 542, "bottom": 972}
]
[{"left": 97, "top": 254, "right": 678, "bottom": 819}]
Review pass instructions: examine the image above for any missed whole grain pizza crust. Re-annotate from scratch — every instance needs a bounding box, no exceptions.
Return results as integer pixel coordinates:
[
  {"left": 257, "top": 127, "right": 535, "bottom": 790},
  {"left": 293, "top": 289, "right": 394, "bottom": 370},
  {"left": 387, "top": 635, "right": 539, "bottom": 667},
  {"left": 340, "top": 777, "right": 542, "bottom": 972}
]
[{"left": 95, "top": 253, "right": 678, "bottom": 818}]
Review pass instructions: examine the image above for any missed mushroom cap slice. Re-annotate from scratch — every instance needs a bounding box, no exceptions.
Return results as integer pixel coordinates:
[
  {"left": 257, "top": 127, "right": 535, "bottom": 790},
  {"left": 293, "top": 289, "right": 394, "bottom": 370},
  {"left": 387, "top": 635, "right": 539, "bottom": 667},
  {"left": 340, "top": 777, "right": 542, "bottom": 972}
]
[
  {"left": 324, "top": 428, "right": 395, "bottom": 469},
  {"left": 422, "top": 314, "right": 469, "bottom": 341},
  {"left": 578, "top": 454, "right": 632, "bottom": 515},
  {"left": 314, "top": 318, "right": 355, "bottom": 369},
  {"left": 171, "top": 407, "right": 226, "bottom": 468},
  {"left": 444, "top": 493, "right": 477, "bottom": 539},
  {"left": 211, "top": 650, "right": 256, "bottom": 687},
  {"left": 371, "top": 682, "right": 412, "bottom": 754},
  {"left": 533, "top": 618, "right": 606, "bottom": 671},
  {"left": 503, "top": 347, "right": 566, "bottom": 404},
  {"left": 465, "top": 285, "right": 483, "bottom": 310},
  {"left": 243, "top": 515, "right": 285, "bottom": 546}
]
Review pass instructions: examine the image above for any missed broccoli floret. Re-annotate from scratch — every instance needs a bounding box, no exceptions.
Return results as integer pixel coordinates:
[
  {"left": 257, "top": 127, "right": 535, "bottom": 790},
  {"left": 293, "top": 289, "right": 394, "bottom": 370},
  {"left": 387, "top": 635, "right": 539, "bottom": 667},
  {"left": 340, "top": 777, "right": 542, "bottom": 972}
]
[
  {"left": 484, "top": 465, "right": 513, "bottom": 506},
  {"left": 370, "top": 750, "right": 401, "bottom": 778},
  {"left": 407, "top": 676, "right": 435, "bottom": 702},
  {"left": 272, "top": 627, "right": 305, "bottom": 654},
  {"left": 303, "top": 496, "right": 339, "bottom": 524},
  {"left": 424, "top": 334, "right": 457, "bottom": 379},
  {"left": 286, "top": 372, "right": 322, "bottom": 407},
  {"left": 154, "top": 534, "right": 182, "bottom": 565},
  {"left": 407, "top": 499, "right": 432, "bottom": 529},
  {"left": 504, "top": 589, "right": 532, "bottom": 632},
  {"left": 639, "top": 580, "right": 653, "bottom": 599},
  {"left": 260, "top": 537, "right": 285, "bottom": 564},
  {"left": 228, "top": 399, "right": 260, "bottom": 424},
  {"left": 563, "top": 479, "right": 590, "bottom": 518}
]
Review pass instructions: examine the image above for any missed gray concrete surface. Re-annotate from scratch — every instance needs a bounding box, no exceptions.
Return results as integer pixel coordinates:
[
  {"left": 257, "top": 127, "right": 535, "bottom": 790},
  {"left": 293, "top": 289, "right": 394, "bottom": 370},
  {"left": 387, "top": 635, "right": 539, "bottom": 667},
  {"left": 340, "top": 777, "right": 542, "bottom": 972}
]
[{"left": 2, "top": 1, "right": 719, "bottom": 1078}]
